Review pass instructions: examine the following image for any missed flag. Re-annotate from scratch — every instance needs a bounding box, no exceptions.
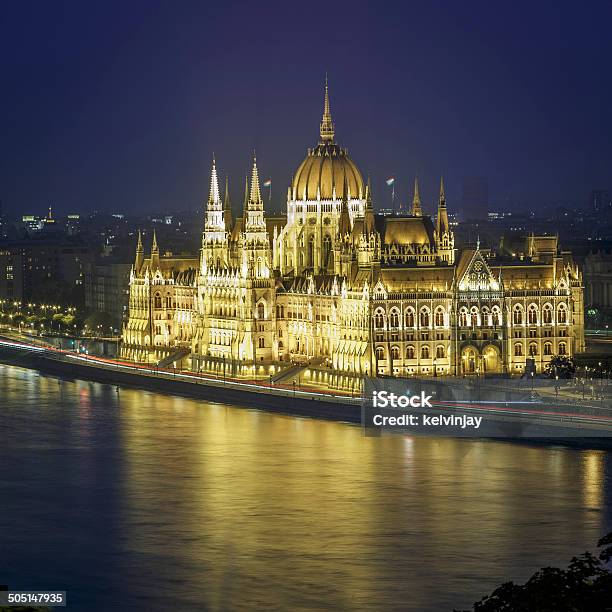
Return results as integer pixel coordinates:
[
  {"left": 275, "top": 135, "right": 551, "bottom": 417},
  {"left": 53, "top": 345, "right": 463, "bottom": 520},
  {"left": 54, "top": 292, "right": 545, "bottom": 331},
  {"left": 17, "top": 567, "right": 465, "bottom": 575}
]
[
  {"left": 385, "top": 177, "right": 395, "bottom": 186},
  {"left": 263, "top": 179, "right": 272, "bottom": 187}
]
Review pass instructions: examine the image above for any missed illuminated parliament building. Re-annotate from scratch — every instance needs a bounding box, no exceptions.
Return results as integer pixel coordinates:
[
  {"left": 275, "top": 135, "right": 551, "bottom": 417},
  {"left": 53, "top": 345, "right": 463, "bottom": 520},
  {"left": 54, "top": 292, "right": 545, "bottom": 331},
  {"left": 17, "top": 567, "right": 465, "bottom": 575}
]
[{"left": 121, "top": 84, "right": 585, "bottom": 379}]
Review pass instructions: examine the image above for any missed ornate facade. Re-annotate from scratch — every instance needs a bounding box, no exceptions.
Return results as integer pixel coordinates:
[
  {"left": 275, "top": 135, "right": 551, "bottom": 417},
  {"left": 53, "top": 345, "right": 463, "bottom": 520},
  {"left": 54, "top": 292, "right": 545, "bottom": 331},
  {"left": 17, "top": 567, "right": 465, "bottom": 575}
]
[{"left": 121, "top": 83, "right": 585, "bottom": 378}]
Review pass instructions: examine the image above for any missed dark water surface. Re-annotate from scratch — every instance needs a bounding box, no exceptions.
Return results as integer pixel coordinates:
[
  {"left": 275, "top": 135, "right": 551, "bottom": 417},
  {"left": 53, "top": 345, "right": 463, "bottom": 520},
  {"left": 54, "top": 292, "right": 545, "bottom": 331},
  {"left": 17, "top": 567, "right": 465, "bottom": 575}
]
[{"left": 1, "top": 364, "right": 611, "bottom": 611}]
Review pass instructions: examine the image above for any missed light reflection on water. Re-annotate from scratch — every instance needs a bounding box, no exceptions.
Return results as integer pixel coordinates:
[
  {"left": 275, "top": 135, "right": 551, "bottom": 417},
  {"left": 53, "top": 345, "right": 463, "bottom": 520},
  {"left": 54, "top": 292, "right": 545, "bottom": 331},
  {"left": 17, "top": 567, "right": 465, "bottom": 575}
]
[{"left": 0, "top": 364, "right": 611, "bottom": 611}]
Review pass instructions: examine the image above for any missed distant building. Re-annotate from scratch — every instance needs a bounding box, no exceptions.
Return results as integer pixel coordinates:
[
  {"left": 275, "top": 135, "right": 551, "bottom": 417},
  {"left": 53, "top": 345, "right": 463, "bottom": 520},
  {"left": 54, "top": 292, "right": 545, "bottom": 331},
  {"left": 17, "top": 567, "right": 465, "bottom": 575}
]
[
  {"left": 0, "top": 236, "right": 92, "bottom": 305},
  {"left": 583, "top": 249, "right": 612, "bottom": 311},
  {"left": 84, "top": 258, "right": 132, "bottom": 327}
]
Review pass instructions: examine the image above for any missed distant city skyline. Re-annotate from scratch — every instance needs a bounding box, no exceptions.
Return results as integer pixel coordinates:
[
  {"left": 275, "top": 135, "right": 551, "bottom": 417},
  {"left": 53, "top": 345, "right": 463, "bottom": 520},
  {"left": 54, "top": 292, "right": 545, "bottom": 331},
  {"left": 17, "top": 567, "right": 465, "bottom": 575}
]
[{"left": 1, "top": 1, "right": 612, "bottom": 217}]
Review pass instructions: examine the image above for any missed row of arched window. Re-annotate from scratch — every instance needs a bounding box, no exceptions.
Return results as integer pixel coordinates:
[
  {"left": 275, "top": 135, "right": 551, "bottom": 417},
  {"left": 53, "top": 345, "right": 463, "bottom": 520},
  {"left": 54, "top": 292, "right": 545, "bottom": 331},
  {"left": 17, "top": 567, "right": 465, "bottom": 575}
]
[
  {"left": 514, "top": 341, "right": 567, "bottom": 357},
  {"left": 373, "top": 303, "right": 569, "bottom": 329},
  {"left": 376, "top": 345, "right": 446, "bottom": 361}
]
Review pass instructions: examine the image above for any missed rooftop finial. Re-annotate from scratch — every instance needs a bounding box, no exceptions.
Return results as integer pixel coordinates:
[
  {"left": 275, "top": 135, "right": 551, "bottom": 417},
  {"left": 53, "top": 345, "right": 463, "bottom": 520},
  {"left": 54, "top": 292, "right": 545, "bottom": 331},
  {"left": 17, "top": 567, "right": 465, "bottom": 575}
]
[{"left": 319, "top": 74, "right": 335, "bottom": 143}]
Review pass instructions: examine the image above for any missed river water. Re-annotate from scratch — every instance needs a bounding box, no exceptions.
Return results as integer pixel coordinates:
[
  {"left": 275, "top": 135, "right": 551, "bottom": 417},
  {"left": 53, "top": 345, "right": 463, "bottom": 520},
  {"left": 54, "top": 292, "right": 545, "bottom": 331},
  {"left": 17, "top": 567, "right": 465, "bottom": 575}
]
[{"left": 1, "top": 363, "right": 611, "bottom": 611}]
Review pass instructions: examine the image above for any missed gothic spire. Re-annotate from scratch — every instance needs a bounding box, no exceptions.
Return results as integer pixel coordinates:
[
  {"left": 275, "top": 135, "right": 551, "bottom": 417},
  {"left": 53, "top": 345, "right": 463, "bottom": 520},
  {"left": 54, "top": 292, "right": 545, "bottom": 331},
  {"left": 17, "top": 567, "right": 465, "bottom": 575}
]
[
  {"left": 439, "top": 176, "right": 446, "bottom": 205},
  {"left": 249, "top": 154, "right": 262, "bottom": 205},
  {"left": 411, "top": 176, "right": 422, "bottom": 217},
  {"left": 150, "top": 229, "right": 160, "bottom": 269},
  {"left": 135, "top": 229, "right": 144, "bottom": 272},
  {"left": 436, "top": 175, "right": 449, "bottom": 236},
  {"left": 208, "top": 155, "right": 221, "bottom": 208},
  {"left": 319, "top": 75, "right": 335, "bottom": 143}
]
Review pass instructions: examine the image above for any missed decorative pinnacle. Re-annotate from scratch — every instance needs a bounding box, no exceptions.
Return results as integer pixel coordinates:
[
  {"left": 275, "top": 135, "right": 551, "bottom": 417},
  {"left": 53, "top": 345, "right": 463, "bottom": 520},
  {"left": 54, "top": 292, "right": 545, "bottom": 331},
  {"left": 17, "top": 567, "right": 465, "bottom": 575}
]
[
  {"left": 439, "top": 176, "right": 446, "bottom": 203},
  {"left": 411, "top": 176, "right": 422, "bottom": 217},
  {"left": 319, "top": 74, "right": 335, "bottom": 143},
  {"left": 152, "top": 229, "right": 158, "bottom": 252},
  {"left": 137, "top": 228, "right": 143, "bottom": 251}
]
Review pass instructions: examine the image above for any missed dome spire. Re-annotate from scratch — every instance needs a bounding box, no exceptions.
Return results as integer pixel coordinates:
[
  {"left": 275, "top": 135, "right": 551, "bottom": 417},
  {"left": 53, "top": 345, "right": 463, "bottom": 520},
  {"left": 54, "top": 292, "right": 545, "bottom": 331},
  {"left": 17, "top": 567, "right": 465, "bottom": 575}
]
[{"left": 319, "top": 74, "right": 335, "bottom": 143}]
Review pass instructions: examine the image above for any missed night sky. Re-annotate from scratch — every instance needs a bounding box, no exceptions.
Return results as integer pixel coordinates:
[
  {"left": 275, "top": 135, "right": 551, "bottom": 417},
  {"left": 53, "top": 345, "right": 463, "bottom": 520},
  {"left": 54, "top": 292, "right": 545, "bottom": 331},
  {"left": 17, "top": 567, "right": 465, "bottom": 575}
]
[{"left": 1, "top": 0, "right": 611, "bottom": 218}]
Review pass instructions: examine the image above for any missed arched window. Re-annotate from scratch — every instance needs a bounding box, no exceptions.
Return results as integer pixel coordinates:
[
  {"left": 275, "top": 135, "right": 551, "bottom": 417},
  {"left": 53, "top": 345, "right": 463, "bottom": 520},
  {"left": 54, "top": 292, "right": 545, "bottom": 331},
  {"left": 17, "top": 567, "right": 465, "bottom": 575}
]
[
  {"left": 492, "top": 306, "right": 501, "bottom": 326},
  {"left": 544, "top": 342, "right": 552, "bottom": 356},
  {"left": 558, "top": 304, "right": 567, "bottom": 324},
  {"left": 434, "top": 308, "right": 444, "bottom": 327},
  {"left": 470, "top": 307, "right": 479, "bottom": 327},
  {"left": 391, "top": 346, "right": 400, "bottom": 360},
  {"left": 374, "top": 309, "right": 385, "bottom": 329},
  {"left": 459, "top": 308, "right": 468, "bottom": 327},
  {"left": 481, "top": 307, "right": 490, "bottom": 327},
  {"left": 308, "top": 236, "right": 315, "bottom": 267},
  {"left": 258, "top": 303, "right": 265, "bottom": 320},
  {"left": 154, "top": 293, "right": 162, "bottom": 309},
  {"left": 514, "top": 343, "right": 523, "bottom": 357},
  {"left": 529, "top": 342, "right": 538, "bottom": 356},
  {"left": 389, "top": 308, "right": 400, "bottom": 328},
  {"left": 513, "top": 305, "right": 523, "bottom": 325},
  {"left": 404, "top": 309, "right": 415, "bottom": 328},
  {"left": 421, "top": 345, "right": 430, "bottom": 359},
  {"left": 258, "top": 337, "right": 265, "bottom": 349},
  {"left": 558, "top": 342, "right": 567, "bottom": 355},
  {"left": 528, "top": 304, "right": 538, "bottom": 325},
  {"left": 419, "top": 308, "right": 430, "bottom": 328},
  {"left": 543, "top": 304, "right": 553, "bottom": 324},
  {"left": 278, "top": 341, "right": 284, "bottom": 350},
  {"left": 406, "top": 345, "right": 415, "bottom": 359},
  {"left": 375, "top": 346, "right": 385, "bottom": 361},
  {"left": 436, "top": 345, "right": 445, "bottom": 359},
  {"left": 165, "top": 296, "right": 172, "bottom": 308}
]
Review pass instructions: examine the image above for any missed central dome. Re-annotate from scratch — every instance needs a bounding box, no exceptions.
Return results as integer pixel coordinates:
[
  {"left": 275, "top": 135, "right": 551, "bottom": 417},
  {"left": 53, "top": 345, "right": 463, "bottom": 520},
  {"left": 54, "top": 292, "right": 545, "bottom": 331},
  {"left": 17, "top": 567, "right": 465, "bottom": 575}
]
[
  {"left": 292, "top": 143, "right": 364, "bottom": 201},
  {"left": 291, "top": 81, "right": 365, "bottom": 201}
]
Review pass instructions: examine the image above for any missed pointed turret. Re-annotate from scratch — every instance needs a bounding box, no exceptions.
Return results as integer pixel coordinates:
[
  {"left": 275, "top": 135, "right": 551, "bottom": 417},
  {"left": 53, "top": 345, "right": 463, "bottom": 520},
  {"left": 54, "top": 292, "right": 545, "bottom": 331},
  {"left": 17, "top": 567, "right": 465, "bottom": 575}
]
[
  {"left": 434, "top": 175, "right": 454, "bottom": 264},
  {"left": 436, "top": 176, "right": 449, "bottom": 235},
  {"left": 319, "top": 75, "right": 335, "bottom": 143},
  {"left": 135, "top": 229, "right": 144, "bottom": 272},
  {"left": 244, "top": 155, "right": 266, "bottom": 232},
  {"left": 204, "top": 155, "right": 224, "bottom": 232},
  {"left": 150, "top": 229, "right": 160, "bottom": 269},
  {"left": 411, "top": 176, "right": 422, "bottom": 217}
]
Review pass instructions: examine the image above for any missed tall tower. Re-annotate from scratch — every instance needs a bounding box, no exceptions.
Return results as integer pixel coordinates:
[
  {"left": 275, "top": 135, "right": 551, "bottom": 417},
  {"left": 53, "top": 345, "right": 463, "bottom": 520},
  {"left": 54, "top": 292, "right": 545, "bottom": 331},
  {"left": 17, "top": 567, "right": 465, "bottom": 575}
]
[
  {"left": 238, "top": 154, "right": 275, "bottom": 364},
  {"left": 202, "top": 156, "right": 230, "bottom": 271}
]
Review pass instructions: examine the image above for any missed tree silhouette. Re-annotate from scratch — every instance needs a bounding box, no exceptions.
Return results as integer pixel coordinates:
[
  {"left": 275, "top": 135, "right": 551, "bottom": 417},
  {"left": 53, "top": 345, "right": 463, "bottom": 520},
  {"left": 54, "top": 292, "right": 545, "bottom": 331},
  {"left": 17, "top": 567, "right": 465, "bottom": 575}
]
[{"left": 456, "top": 531, "right": 612, "bottom": 611}]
